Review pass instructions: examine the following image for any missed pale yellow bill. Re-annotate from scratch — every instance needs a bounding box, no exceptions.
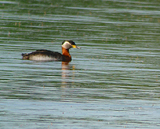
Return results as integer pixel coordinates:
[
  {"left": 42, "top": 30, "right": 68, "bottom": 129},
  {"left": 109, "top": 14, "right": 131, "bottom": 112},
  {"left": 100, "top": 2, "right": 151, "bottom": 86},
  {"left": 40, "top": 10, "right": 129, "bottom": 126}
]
[{"left": 72, "top": 45, "right": 81, "bottom": 49}]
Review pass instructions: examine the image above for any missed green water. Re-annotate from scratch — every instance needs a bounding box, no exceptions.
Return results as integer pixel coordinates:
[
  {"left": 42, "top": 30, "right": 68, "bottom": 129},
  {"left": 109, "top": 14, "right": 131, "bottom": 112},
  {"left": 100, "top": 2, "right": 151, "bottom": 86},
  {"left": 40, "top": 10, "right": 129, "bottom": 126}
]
[{"left": 0, "top": 0, "right": 160, "bottom": 128}]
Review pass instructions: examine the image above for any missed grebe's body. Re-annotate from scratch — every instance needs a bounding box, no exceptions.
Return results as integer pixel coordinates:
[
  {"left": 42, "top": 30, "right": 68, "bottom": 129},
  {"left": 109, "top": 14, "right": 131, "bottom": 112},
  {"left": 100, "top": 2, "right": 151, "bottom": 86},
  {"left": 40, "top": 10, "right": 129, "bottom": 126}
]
[{"left": 22, "top": 40, "right": 80, "bottom": 62}]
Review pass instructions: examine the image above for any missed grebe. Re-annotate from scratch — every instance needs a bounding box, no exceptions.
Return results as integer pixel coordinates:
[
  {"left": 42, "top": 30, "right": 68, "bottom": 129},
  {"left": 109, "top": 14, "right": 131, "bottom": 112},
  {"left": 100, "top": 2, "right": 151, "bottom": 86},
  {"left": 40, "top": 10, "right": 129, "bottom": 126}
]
[{"left": 22, "top": 40, "right": 80, "bottom": 62}]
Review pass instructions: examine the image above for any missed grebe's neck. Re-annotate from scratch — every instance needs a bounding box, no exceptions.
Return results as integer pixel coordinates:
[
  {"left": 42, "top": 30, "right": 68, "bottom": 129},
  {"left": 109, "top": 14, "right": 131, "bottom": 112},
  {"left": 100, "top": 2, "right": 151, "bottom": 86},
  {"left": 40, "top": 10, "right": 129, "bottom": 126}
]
[{"left": 62, "top": 47, "right": 71, "bottom": 62}]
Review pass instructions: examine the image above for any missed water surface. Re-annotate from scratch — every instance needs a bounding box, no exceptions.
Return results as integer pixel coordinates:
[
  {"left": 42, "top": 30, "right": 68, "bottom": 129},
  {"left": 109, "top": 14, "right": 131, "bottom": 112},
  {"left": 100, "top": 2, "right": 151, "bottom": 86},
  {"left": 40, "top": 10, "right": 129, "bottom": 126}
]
[{"left": 0, "top": 0, "right": 160, "bottom": 128}]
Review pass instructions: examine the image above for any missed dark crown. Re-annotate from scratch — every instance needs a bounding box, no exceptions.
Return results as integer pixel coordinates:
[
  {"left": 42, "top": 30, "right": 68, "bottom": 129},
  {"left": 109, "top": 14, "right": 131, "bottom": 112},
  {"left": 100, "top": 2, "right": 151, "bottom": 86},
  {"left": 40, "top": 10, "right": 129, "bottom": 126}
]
[{"left": 62, "top": 40, "right": 76, "bottom": 45}]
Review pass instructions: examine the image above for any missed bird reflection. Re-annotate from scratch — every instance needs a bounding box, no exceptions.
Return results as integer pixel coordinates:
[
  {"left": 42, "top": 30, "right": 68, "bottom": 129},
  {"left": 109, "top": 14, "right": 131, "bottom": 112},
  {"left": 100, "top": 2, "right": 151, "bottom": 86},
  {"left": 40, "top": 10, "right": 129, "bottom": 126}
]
[{"left": 61, "top": 62, "right": 75, "bottom": 87}]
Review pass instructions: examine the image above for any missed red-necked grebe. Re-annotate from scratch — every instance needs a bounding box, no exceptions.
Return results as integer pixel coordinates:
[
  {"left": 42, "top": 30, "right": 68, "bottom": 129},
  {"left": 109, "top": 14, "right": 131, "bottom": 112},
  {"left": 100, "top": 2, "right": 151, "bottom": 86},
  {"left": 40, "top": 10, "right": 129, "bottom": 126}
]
[{"left": 22, "top": 40, "right": 80, "bottom": 62}]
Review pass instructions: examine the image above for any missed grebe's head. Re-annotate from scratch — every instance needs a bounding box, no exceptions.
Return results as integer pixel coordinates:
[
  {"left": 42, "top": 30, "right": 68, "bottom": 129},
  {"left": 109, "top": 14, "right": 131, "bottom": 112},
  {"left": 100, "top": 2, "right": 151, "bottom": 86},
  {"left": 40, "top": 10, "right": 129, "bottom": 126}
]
[{"left": 62, "top": 40, "right": 80, "bottom": 49}]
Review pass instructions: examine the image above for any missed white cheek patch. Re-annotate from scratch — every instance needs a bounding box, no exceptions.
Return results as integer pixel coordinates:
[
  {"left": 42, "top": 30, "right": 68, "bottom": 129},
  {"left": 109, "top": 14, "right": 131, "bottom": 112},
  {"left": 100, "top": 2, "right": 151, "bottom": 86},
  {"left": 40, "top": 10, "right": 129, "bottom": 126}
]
[{"left": 62, "top": 42, "right": 71, "bottom": 49}]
